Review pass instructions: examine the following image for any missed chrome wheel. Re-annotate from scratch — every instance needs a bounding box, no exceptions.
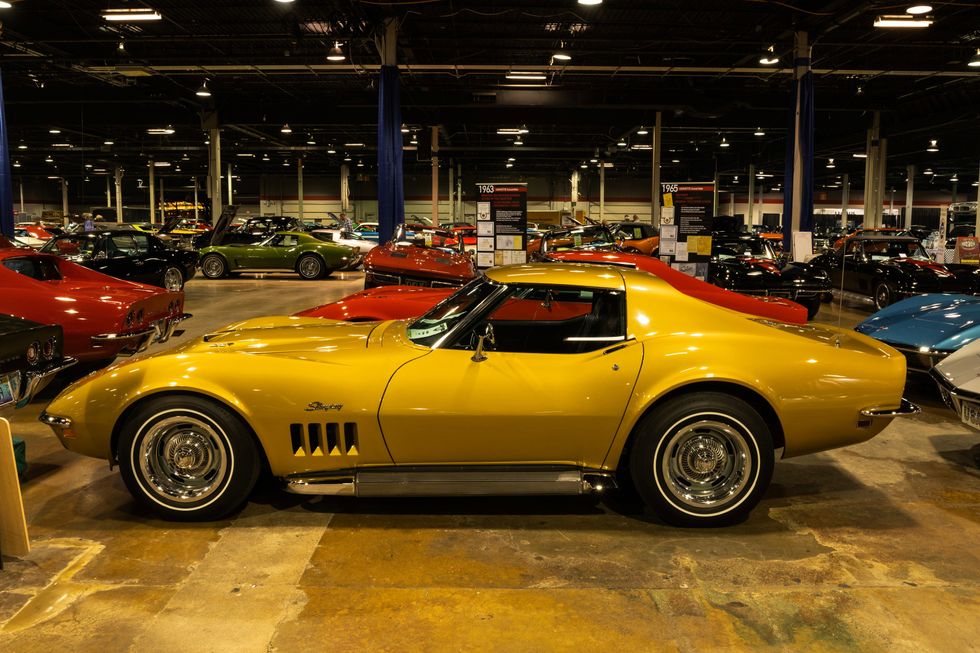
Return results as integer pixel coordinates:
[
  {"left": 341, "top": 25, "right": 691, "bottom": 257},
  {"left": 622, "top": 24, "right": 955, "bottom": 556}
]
[
  {"left": 659, "top": 419, "right": 751, "bottom": 509},
  {"left": 163, "top": 267, "right": 183, "bottom": 291},
  {"left": 874, "top": 283, "right": 892, "bottom": 310},
  {"left": 202, "top": 255, "right": 225, "bottom": 278},
  {"left": 298, "top": 255, "right": 322, "bottom": 279},
  {"left": 138, "top": 415, "right": 229, "bottom": 504}
]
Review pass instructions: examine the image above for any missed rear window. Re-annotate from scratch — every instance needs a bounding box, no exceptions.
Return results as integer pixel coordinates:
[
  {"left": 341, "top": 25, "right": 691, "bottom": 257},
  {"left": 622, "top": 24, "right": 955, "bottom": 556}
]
[{"left": 3, "top": 256, "right": 62, "bottom": 281}]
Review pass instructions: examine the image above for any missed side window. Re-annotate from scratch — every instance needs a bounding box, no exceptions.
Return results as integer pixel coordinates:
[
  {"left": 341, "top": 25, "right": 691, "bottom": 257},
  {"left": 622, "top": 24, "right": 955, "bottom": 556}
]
[
  {"left": 110, "top": 234, "right": 138, "bottom": 257},
  {"left": 281, "top": 235, "right": 299, "bottom": 247},
  {"left": 131, "top": 233, "right": 150, "bottom": 254},
  {"left": 455, "top": 285, "right": 626, "bottom": 354},
  {"left": 268, "top": 234, "right": 284, "bottom": 246}
]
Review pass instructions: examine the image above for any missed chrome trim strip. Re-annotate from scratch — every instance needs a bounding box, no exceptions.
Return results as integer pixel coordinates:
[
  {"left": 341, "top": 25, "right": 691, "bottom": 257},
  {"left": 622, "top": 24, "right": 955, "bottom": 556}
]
[
  {"left": 859, "top": 398, "right": 921, "bottom": 419},
  {"left": 286, "top": 477, "right": 355, "bottom": 496},
  {"left": 19, "top": 357, "right": 77, "bottom": 405}
]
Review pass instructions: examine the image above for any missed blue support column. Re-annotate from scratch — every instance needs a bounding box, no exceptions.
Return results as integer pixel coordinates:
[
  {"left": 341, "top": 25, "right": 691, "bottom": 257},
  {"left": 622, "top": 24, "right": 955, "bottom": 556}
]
[
  {"left": 0, "top": 70, "right": 14, "bottom": 238},
  {"left": 377, "top": 65, "right": 404, "bottom": 245}
]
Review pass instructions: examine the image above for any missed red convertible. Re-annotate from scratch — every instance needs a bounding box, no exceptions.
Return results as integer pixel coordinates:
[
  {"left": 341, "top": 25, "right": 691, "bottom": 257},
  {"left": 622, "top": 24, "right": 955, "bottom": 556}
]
[
  {"left": 0, "top": 247, "right": 189, "bottom": 365},
  {"left": 299, "top": 250, "right": 808, "bottom": 325}
]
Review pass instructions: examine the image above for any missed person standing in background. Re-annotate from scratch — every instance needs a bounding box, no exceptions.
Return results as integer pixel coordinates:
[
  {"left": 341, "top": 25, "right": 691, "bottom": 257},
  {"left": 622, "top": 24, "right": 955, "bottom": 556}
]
[
  {"left": 83, "top": 213, "right": 95, "bottom": 231},
  {"left": 339, "top": 212, "right": 353, "bottom": 234}
]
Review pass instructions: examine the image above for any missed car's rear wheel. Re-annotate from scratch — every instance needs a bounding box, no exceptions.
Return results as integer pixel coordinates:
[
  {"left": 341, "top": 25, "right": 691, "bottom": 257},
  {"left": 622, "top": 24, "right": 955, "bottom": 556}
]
[
  {"left": 803, "top": 297, "right": 821, "bottom": 320},
  {"left": 201, "top": 253, "right": 228, "bottom": 279},
  {"left": 117, "top": 395, "right": 261, "bottom": 521},
  {"left": 162, "top": 266, "right": 185, "bottom": 291},
  {"left": 297, "top": 253, "right": 324, "bottom": 280},
  {"left": 873, "top": 282, "right": 893, "bottom": 310},
  {"left": 629, "top": 392, "right": 774, "bottom": 527}
]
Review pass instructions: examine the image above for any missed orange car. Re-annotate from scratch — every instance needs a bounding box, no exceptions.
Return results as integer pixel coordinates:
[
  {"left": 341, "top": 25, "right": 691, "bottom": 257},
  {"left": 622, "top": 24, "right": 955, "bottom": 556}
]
[{"left": 612, "top": 222, "right": 660, "bottom": 255}]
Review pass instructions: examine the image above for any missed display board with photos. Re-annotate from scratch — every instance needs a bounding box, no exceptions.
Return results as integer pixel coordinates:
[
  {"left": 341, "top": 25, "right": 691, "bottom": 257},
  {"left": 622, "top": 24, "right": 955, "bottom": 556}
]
[
  {"left": 475, "top": 183, "right": 528, "bottom": 269},
  {"left": 658, "top": 182, "right": 715, "bottom": 280}
]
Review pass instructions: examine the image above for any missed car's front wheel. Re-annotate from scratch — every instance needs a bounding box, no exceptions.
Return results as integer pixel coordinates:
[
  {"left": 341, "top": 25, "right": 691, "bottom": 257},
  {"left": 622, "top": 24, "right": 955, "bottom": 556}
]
[
  {"left": 629, "top": 392, "right": 774, "bottom": 527},
  {"left": 117, "top": 395, "right": 261, "bottom": 521},
  {"left": 803, "top": 296, "right": 821, "bottom": 320},
  {"left": 200, "top": 253, "right": 228, "bottom": 279},
  {"left": 162, "top": 266, "right": 185, "bottom": 291},
  {"left": 297, "top": 253, "right": 325, "bottom": 280},
  {"left": 873, "top": 282, "right": 893, "bottom": 310}
]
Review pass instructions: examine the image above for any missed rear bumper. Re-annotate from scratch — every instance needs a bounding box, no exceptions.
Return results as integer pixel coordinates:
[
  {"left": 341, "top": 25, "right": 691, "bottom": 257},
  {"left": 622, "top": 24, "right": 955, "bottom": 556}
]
[
  {"left": 365, "top": 270, "right": 464, "bottom": 289},
  {"left": 859, "top": 398, "right": 921, "bottom": 419},
  {"left": 92, "top": 313, "right": 191, "bottom": 356},
  {"left": 0, "top": 357, "right": 77, "bottom": 415}
]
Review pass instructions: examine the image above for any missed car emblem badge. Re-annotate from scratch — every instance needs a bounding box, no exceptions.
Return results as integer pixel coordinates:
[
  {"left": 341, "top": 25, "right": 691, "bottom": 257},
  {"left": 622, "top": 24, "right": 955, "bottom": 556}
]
[{"left": 306, "top": 401, "right": 343, "bottom": 412}]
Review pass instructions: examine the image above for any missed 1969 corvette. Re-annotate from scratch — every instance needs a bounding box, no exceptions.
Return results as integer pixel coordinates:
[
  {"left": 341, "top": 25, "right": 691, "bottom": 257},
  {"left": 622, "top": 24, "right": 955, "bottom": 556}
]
[{"left": 41, "top": 264, "right": 915, "bottom": 526}]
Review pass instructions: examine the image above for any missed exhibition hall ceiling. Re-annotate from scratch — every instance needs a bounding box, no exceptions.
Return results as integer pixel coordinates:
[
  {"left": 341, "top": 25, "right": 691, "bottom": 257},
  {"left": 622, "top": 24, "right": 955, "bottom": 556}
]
[{"left": 0, "top": 0, "right": 977, "bottom": 189}]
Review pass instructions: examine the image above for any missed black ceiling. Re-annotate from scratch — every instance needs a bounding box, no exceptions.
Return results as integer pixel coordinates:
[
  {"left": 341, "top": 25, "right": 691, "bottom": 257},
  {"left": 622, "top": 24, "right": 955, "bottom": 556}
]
[{"left": 0, "top": 0, "right": 978, "bottom": 191}]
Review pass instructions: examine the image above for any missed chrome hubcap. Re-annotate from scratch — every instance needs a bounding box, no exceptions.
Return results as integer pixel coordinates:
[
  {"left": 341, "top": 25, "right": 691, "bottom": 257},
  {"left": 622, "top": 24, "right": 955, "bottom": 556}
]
[
  {"left": 661, "top": 419, "right": 750, "bottom": 509},
  {"left": 300, "top": 257, "right": 320, "bottom": 277},
  {"left": 203, "top": 257, "right": 223, "bottom": 277},
  {"left": 139, "top": 416, "right": 228, "bottom": 503},
  {"left": 163, "top": 268, "right": 182, "bottom": 291}
]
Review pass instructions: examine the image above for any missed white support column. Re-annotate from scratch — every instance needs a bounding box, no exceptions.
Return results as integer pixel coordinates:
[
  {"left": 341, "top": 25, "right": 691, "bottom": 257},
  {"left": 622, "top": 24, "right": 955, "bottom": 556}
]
[
  {"left": 712, "top": 169, "right": 719, "bottom": 217},
  {"left": 841, "top": 173, "right": 850, "bottom": 229},
  {"left": 340, "top": 164, "right": 350, "bottom": 213},
  {"left": 208, "top": 127, "right": 222, "bottom": 220},
  {"left": 570, "top": 169, "right": 579, "bottom": 220},
  {"left": 651, "top": 111, "right": 662, "bottom": 224},
  {"left": 193, "top": 177, "right": 200, "bottom": 221},
  {"left": 729, "top": 190, "right": 735, "bottom": 217},
  {"left": 877, "top": 137, "right": 888, "bottom": 226},
  {"left": 148, "top": 159, "right": 156, "bottom": 224},
  {"left": 106, "top": 176, "right": 112, "bottom": 208},
  {"left": 747, "top": 164, "right": 756, "bottom": 225},
  {"left": 61, "top": 178, "right": 68, "bottom": 225},
  {"left": 18, "top": 179, "right": 24, "bottom": 214},
  {"left": 227, "top": 162, "right": 233, "bottom": 205},
  {"left": 789, "top": 30, "right": 810, "bottom": 239},
  {"left": 159, "top": 176, "right": 165, "bottom": 217},
  {"left": 114, "top": 166, "right": 123, "bottom": 223},
  {"left": 599, "top": 162, "right": 606, "bottom": 222},
  {"left": 431, "top": 126, "right": 440, "bottom": 227},
  {"left": 297, "top": 158, "right": 304, "bottom": 220},
  {"left": 904, "top": 165, "right": 914, "bottom": 230},
  {"left": 447, "top": 159, "right": 454, "bottom": 222}
]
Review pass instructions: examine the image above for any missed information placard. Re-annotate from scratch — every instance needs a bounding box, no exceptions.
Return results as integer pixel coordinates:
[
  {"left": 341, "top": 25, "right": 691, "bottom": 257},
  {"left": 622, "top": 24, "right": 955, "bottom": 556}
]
[
  {"left": 475, "top": 183, "right": 528, "bottom": 269},
  {"left": 658, "top": 182, "right": 715, "bottom": 280}
]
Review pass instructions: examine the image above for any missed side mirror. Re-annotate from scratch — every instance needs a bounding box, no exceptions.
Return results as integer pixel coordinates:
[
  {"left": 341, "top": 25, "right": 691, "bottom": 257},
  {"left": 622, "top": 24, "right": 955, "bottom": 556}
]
[{"left": 471, "top": 323, "right": 495, "bottom": 362}]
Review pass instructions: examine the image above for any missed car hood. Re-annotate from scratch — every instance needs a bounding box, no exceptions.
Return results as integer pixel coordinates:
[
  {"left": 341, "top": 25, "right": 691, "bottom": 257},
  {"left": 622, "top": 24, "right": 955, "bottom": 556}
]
[
  {"left": 191, "top": 316, "right": 385, "bottom": 359},
  {"left": 855, "top": 293, "right": 980, "bottom": 350},
  {"left": 888, "top": 258, "right": 956, "bottom": 277},
  {"left": 934, "top": 339, "right": 980, "bottom": 393},
  {"left": 364, "top": 242, "right": 476, "bottom": 282}
]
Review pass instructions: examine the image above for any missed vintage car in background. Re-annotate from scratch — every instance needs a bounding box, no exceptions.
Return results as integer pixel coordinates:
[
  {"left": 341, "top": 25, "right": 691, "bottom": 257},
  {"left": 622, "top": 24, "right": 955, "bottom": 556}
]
[
  {"left": 363, "top": 226, "right": 476, "bottom": 288},
  {"left": 310, "top": 229, "right": 376, "bottom": 269},
  {"left": 855, "top": 294, "right": 980, "bottom": 373},
  {"left": 0, "top": 248, "right": 188, "bottom": 365},
  {"left": 810, "top": 234, "right": 980, "bottom": 310},
  {"left": 193, "top": 216, "right": 301, "bottom": 248},
  {"left": 199, "top": 231, "right": 357, "bottom": 280},
  {"left": 0, "top": 315, "right": 73, "bottom": 416},
  {"left": 831, "top": 227, "right": 909, "bottom": 250},
  {"left": 15, "top": 224, "right": 56, "bottom": 241},
  {"left": 306, "top": 249, "right": 809, "bottom": 325},
  {"left": 41, "top": 229, "right": 198, "bottom": 291},
  {"left": 709, "top": 234, "right": 832, "bottom": 319},
  {"left": 12, "top": 228, "right": 46, "bottom": 249},
  {"left": 41, "top": 263, "right": 915, "bottom": 525},
  {"left": 611, "top": 222, "right": 660, "bottom": 255},
  {"left": 353, "top": 221, "right": 381, "bottom": 242}
]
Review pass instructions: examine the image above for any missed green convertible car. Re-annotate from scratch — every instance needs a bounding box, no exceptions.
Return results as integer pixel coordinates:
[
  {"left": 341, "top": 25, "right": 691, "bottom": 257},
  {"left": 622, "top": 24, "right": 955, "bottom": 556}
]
[{"left": 198, "top": 231, "right": 358, "bottom": 280}]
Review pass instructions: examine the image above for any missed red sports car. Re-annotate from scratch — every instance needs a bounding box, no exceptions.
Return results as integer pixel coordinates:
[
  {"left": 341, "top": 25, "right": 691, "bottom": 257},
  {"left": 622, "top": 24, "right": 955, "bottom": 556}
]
[
  {"left": 300, "top": 250, "right": 808, "bottom": 325},
  {"left": 0, "top": 248, "right": 190, "bottom": 364},
  {"left": 363, "top": 231, "right": 477, "bottom": 289},
  {"left": 16, "top": 224, "right": 56, "bottom": 241}
]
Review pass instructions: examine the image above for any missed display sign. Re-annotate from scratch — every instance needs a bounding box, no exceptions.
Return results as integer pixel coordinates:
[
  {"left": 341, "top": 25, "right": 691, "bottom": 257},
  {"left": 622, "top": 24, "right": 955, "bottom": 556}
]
[
  {"left": 956, "top": 236, "right": 980, "bottom": 265},
  {"left": 659, "top": 182, "right": 715, "bottom": 280},
  {"left": 475, "top": 183, "right": 528, "bottom": 269}
]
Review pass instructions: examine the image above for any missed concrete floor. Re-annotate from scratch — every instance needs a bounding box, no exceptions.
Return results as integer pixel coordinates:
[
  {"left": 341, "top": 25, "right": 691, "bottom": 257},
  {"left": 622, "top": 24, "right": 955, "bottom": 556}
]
[{"left": 2, "top": 274, "right": 979, "bottom": 652}]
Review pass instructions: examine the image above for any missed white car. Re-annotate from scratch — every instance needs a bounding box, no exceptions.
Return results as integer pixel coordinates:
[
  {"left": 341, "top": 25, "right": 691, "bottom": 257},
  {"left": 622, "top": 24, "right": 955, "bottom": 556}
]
[
  {"left": 932, "top": 339, "right": 980, "bottom": 430},
  {"left": 12, "top": 229, "right": 45, "bottom": 249},
  {"left": 310, "top": 229, "right": 375, "bottom": 270}
]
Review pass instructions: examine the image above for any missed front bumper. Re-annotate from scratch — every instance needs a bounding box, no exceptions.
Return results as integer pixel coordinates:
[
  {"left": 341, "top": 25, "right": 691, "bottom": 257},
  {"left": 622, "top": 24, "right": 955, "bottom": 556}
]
[
  {"left": 931, "top": 367, "right": 980, "bottom": 417},
  {"left": 882, "top": 343, "right": 952, "bottom": 374},
  {"left": 859, "top": 398, "right": 921, "bottom": 420},
  {"left": 365, "top": 270, "right": 463, "bottom": 289},
  {"left": 92, "top": 313, "right": 192, "bottom": 356}
]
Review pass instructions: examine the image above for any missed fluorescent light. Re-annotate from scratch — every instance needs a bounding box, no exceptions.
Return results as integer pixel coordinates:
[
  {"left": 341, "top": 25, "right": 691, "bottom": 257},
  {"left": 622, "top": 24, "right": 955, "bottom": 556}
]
[
  {"left": 671, "top": 159, "right": 680, "bottom": 164},
  {"left": 44, "top": 156, "right": 53, "bottom": 162},
  {"left": 852, "top": 152, "right": 867, "bottom": 158},
  {"left": 754, "top": 128, "right": 765, "bottom": 136},
  {"left": 52, "top": 143, "right": 72, "bottom": 148},
  {"left": 506, "top": 73, "right": 546, "bottom": 81},
  {"left": 578, "top": 0, "right": 602, "bottom": 4},
  {"left": 553, "top": 51, "right": 571, "bottom": 61},
  {"left": 281, "top": 123, "right": 292, "bottom": 134},
  {"left": 826, "top": 158, "right": 835, "bottom": 169},
  {"left": 874, "top": 14, "right": 933, "bottom": 27},
  {"left": 580, "top": 162, "right": 587, "bottom": 168},
  {"left": 0, "top": 2, "right": 12, "bottom": 8},
  {"left": 12, "top": 161, "right": 20, "bottom": 168},
  {"left": 970, "top": 50, "right": 980, "bottom": 67},
  {"left": 104, "top": 140, "right": 114, "bottom": 145},
  {"left": 274, "top": 0, "right": 295, "bottom": 3},
  {"left": 147, "top": 127, "right": 175, "bottom": 135},
  {"left": 505, "top": 163, "right": 513, "bottom": 168},
  {"left": 49, "top": 129, "right": 60, "bottom": 134},
  {"left": 636, "top": 127, "right": 648, "bottom": 135},
  {"left": 906, "top": 5, "right": 932, "bottom": 14},
  {"left": 236, "top": 153, "right": 255, "bottom": 157},
  {"left": 497, "top": 128, "right": 523, "bottom": 135},
  {"left": 590, "top": 158, "right": 598, "bottom": 163},
  {"left": 327, "top": 149, "right": 337, "bottom": 154},
  {"left": 401, "top": 124, "right": 409, "bottom": 133},
  {"left": 102, "top": 8, "right": 162, "bottom": 22},
  {"left": 617, "top": 140, "right": 627, "bottom": 147},
  {"left": 631, "top": 144, "right": 652, "bottom": 150},
  {"left": 513, "top": 139, "right": 524, "bottom": 146},
  {"left": 344, "top": 142, "right": 365, "bottom": 147},
  {"left": 760, "top": 45, "right": 779, "bottom": 65},
  {"left": 719, "top": 136, "right": 730, "bottom": 148},
  {"left": 357, "top": 160, "right": 364, "bottom": 167},
  {"left": 507, "top": 157, "right": 515, "bottom": 162},
  {"left": 153, "top": 161, "right": 171, "bottom": 167},
  {"left": 17, "top": 143, "right": 26, "bottom": 150},
  {"left": 923, "top": 168, "right": 934, "bottom": 175}
]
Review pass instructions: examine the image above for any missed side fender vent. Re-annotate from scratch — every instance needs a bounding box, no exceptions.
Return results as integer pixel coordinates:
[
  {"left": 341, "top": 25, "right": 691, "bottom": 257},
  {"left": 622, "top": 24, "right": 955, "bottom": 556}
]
[{"left": 290, "top": 422, "right": 359, "bottom": 457}]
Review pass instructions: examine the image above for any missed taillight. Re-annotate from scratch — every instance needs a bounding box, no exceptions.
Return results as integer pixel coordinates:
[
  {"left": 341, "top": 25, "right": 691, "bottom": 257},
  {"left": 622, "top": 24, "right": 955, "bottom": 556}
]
[
  {"left": 42, "top": 337, "right": 56, "bottom": 360},
  {"left": 125, "top": 310, "right": 134, "bottom": 327},
  {"left": 26, "top": 341, "right": 40, "bottom": 365},
  {"left": 136, "top": 309, "right": 145, "bottom": 324}
]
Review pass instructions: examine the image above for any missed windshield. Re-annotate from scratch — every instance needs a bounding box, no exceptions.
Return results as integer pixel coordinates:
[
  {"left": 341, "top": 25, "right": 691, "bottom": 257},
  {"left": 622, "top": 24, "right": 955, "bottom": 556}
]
[
  {"left": 543, "top": 226, "right": 616, "bottom": 252},
  {"left": 861, "top": 240, "right": 930, "bottom": 261},
  {"left": 43, "top": 235, "right": 97, "bottom": 258},
  {"left": 713, "top": 239, "right": 775, "bottom": 260},
  {"left": 407, "top": 278, "right": 498, "bottom": 347}
]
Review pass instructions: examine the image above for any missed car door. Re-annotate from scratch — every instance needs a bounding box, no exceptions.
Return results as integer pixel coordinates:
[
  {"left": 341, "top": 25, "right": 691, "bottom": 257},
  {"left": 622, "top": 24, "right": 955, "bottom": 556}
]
[
  {"left": 242, "top": 235, "right": 288, "bottom": 269},
  {"left": 378, "top": 285, "right": 643, "bottom": 466}
]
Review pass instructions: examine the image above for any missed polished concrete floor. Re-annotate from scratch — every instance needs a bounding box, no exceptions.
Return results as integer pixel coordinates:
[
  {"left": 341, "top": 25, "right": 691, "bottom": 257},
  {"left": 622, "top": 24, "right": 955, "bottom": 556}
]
[{"left": 2, "top": 274, "right": 979, "bottom": 652}]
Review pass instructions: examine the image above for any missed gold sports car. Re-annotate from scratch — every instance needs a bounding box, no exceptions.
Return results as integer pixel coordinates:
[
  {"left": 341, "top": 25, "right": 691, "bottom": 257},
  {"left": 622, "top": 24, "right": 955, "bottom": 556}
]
[{"left": 41, "top": 263, "right": 917, "bottom": 526}]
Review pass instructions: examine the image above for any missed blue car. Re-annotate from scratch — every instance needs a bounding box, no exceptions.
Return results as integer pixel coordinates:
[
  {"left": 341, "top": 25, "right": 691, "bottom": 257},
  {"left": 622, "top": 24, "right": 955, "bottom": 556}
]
[{"left": 855, "top": 294, "right": 980, "bottom": 372}]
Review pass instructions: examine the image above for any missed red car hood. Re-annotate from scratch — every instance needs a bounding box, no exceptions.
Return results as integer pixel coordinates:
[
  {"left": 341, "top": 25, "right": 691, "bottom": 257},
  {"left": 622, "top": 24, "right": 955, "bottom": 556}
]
[
  {"left": 297, "top": 285, "right": 452, "bottom": 321},
  {"left": 364, "top": 242, "right": 476, "bottom": 283},
  {"left": 892, "top": 258, "right": 953, "bottom": 276}
]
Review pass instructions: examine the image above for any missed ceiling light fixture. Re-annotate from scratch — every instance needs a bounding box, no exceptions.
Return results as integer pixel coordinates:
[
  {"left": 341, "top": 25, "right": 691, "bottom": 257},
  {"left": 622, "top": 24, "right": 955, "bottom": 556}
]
[
  {"left": 923, "top": 168, "right": 934, "bottom": 175},
  {"left": 636, "top": 127, "right": 648, "bottom": 135},
  {"left": 505, "top": 73, "right": 547, "bottom": 81},
  {"left": 48, "top": 129, "right": 60, "bottom": 134},
  {"left": 44, "top": 156, "right": 53, "bottom": 163},
  {"left": 580, "top": 162, "right": 587, "bottom": 169},
  {"left": 274, "top": 0, "right": 295, "bottom": 3},
  {"left": 327, "top": 42, "right": 346, "bottom": 62},
  {"left": 514, "top": 138, "right": 524, "bottom": 146},
  {"left": 344, "top": 155, "right": 352, "bottom": 161},
  {"left": 906, "top": 5, "right": 932, "bottom": 14},
  {"left": 759, "top": 45, "right": 780, "bottom": 65},
  {"left": 505, "top": 163, "right": 514, "bottom": 168},
  {"left": 52, "top": 143, "right": 72, "bottom": 148},
  {"left": 344, "top": 142, "right": 365, "bottom": 147},
  {"left": 719, "top": 136, "right": 730, "bottom": 148},
  {"left": 552, "top": 44, "right": 571, "bottom": 61},
  {"left": 327, "top": 148, "right": 337, "bottom": 154},
  {"left": 950, "top": 174, "right": 959, "bottom": 182},
  {"left": 17, "top": 143, "right": 26, "bottom": 150},
  {"left": 852, "top": 152, "right": 868, "bottom": 158},
  {"left": 117, "top": 40, "right": 125, "bottom": 52},
  {"left": 195, "top": 80, "right": 211, "bottom": 97},
  {"left": 873, "top": 14, "right": 933, "bottom": 27},
  {"left": 826, "top": 158, "right": 835, "bottom": 169},
  {"left": 401, "top": 124, "right": 409, "bottom": 133},
  {"left": 104, "top": 140, "right": 114, "bottom": 145},
  {"left": 590, "top": 157, "right": 598, "bottom": 163},
  {"left": 617, "top": 139, "right": 627, "bottom": 147},
  {"left": 262, "top": 154, "right": 270, "bottom": 161},
  {"left": 671, "top": 159, "right": 680, "bottom": 164},
  {"left": 754, "top": 127, "right": 765, "bottom": 136},
  {"left": 0, "top": 2, "right": 12, "bottom": 8},
  {"left": 507, "top": 157, "right": 515, "bottom": 162},
  {"left": 147, "top": 126, "right": 175, "bottom": 135},
  {"left": 927, "top": 139, "right": 939, "bottom": 152},
  {"left": 12, "top": 161, "right": 20, "bottom": 168},
  {"left": 357, "top": 160, "right": 364, "bottom": 167},
  {"left": 578, "top": 0, "right": 602, "bottom": 5},
  {"left": 102, "top": 8, "right": 162, "bottom": 22},
  {"left": 153, "top": 161, "right": 171, "bottom": 167},
  {"left": 970, "top": 49, "right": 980, "bottom": 67},
  {"left": 281, "top": 123, "right": 292, "bottom": 134}
]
